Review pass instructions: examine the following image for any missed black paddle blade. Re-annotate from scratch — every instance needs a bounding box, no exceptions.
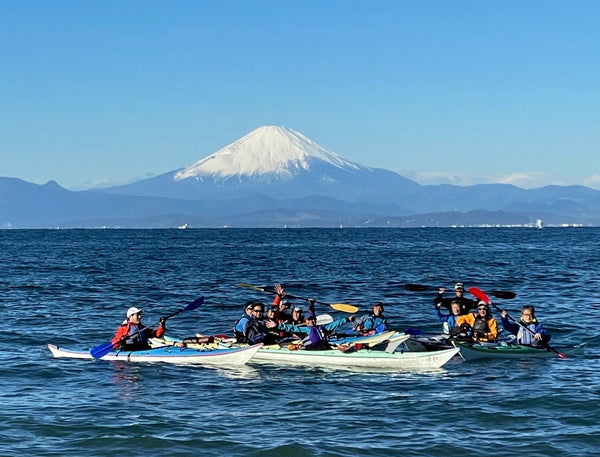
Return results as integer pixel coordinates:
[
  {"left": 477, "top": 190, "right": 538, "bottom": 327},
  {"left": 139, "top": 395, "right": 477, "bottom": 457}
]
[
  {"left": 491, "top": 290, "right": 517, "bottom": 299},
  {"left": 184, "top": 296, "right": 205, "bottom": 311},
  {"left": 404, "top": 283, "right": 429, "bottom": 292}
]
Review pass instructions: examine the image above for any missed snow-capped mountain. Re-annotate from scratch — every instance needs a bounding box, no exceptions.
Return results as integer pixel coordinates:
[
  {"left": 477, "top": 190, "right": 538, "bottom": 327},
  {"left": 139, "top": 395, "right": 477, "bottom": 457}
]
[
  {"left": 4, "top": 123, "right": 600, "bottom": 227},
  {"left": 175, "top": 126, "right": 365, "bottom": 180},
  {"left": 102, "top": 125, "right": 420, "bottom": 202}
]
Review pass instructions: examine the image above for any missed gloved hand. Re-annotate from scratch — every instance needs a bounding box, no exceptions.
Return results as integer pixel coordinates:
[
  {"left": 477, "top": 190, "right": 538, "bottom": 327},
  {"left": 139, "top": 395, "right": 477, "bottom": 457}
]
[{"left": 158, "top": 316, "right": 167, "bottom": 327}]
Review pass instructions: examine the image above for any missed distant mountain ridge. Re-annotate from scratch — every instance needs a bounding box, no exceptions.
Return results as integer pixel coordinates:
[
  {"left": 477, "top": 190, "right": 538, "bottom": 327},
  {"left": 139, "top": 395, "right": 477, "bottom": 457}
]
[{"left": 3, "top": 125, "right": 600, "bottom": 228}]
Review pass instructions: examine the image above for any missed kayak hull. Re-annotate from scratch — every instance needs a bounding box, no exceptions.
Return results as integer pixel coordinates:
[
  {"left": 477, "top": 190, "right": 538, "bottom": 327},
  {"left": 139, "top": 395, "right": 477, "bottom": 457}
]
[
  {"left": 250, "top": 346, "right": 459, "bottom": 370},
  {"left": 161, "top": 333, "right": 451, "bottom": 370},
  {"left": 47, "top": 343, "right": 262, "bottom": 365},
  {"left": 453, "top": 341, "right": 586, "bottom": 361}
]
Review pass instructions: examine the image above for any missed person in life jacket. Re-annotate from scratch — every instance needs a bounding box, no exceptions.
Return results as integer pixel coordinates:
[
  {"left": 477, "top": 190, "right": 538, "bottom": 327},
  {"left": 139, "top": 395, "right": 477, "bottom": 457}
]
[
  {"left": 435, "top": 299, "right": 462, "bottom": 334},
  {"left": 233, "top": 301, "right": 256, "bottom": 343},
  {"left": 240, "top": 302, "right": 271, "bottom": 345},
  {"left": 111, "top": 306, "right": 166, "bottom": 350},
  {"left": 289, "top": 306, "right": 305, "bottom": 325},
  {"left": 266, "top": 312, "right": 354, "bottom": 350},
  {"left": 455, "top": 301, "right": 498, "bottom": 342},
  {"left": 434, "top": 282, "right": 477, "bottom": 315},
  {"left": 264, "top": 306, "right": 283, "bottom": 343},
  {"left": 352, "top": 302, "right": 389, "bottom": 335},
  {"left": 500, "top": 305, "right": 551, "bottom": 347}
]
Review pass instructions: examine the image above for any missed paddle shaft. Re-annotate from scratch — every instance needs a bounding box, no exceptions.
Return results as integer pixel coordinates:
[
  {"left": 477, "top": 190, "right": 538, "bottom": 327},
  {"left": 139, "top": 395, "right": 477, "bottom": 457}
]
[{"left": 468, "top": 287, "right": 566, "bottom": 359}]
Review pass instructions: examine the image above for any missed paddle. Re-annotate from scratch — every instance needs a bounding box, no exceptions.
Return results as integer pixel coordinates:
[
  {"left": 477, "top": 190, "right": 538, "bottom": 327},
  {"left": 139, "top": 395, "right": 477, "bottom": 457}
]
[
  {"left": 404, "top": 283, "right": 516, "bottom": 300},
  {"left": 468, "top": 287, "right": 566, "bottom": 359},
  {"left": 236, "top": 283, "right": 359, "bottom": 313},
  {"left": 90, "top": 296, "right": 205, "bottom": 359}
]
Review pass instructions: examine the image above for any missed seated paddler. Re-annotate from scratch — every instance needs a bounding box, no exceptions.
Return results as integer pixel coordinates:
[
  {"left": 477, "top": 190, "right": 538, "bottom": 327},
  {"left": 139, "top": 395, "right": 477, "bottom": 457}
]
[
  {"left": 111, "top": 306, "right": 166, "bottom": 351},
  {"left": 265, "top": 310, "right": 354, "bottom": 350}
]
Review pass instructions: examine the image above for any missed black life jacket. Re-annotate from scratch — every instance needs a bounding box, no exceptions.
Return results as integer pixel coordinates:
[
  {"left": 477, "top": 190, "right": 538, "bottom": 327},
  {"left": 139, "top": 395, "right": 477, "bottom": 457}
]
[
  {"left": 472, "top": 315, "right": 490, "bottom": 333},
  {"left": 244, "top": 318, "right": 267, "bottom": 344}
]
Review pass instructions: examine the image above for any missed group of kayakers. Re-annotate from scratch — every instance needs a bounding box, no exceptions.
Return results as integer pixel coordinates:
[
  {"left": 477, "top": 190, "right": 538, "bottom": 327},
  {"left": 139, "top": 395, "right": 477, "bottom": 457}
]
[
  {"left": 435, "top": 282, "right": 551, "bottom": 346},
  {"left": 109, "top": 281, "right": 550, "bottom": 352},
  {"left": 232, "top": 284, "right": 389, "bottom": 350}
]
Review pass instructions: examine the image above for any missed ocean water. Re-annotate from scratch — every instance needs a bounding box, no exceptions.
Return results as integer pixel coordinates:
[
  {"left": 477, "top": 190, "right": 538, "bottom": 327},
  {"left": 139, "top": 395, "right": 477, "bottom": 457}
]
[{"left": 1, "top": 228, "right": 599, "bottom": 457}]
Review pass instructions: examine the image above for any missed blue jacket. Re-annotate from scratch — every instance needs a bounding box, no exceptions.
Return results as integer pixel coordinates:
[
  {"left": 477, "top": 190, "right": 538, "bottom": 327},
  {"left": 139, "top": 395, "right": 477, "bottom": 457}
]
[
  {"left": 434, "top": 308, "right": 460, "bottom": 331},
  {"left": 353, "top": 314, "right": 389, "bottom": 333},
  {"left": 501, "top": 316, "right": 551, "bottom": 346}
]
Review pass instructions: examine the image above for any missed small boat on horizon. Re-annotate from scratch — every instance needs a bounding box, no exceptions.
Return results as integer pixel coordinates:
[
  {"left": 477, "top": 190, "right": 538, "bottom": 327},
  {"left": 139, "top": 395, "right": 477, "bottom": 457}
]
[{"left": 178, "top": 223, "right": 188, "bottom": 230}]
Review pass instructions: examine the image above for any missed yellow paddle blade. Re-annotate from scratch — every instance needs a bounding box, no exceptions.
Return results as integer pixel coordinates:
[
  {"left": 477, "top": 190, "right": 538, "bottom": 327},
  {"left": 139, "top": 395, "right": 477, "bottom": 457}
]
[
  {"left": 330, "top": 303, "right": 359, "bottom": 313},
  {"left": 236, "top": 282, "right": 266, "bottom": 292}
]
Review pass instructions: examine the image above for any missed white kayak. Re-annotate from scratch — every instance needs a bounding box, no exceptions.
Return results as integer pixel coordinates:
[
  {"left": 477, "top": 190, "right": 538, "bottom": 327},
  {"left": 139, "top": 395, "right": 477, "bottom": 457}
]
[
  {"left": 47, "top": 343, "right": 262, "bottom": 366},
  {"left": 157, "top": 332, "right": 450, "bottom": 370},
  {"left": 250, "top": 345, "right": 459, "bottom": 370}
]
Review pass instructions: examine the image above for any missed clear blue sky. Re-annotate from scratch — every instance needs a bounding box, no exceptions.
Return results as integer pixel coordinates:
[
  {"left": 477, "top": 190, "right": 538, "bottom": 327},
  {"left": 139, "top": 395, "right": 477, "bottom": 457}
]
[{"left": 1, "top": 0, "right": 599, "bottom": 190}]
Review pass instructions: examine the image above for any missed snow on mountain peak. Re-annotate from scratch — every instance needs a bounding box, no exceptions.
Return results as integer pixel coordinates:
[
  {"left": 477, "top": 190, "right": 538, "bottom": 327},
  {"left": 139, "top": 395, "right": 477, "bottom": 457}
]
[{"left": 174, "top": 126, "right": 363, "bottom": 180}]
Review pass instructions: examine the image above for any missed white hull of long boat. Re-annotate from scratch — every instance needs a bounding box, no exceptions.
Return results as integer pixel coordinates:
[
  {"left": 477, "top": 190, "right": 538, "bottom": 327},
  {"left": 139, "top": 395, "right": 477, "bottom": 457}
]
[
  {"left": 250, "top": 346, "right": 459, "bottom": 370},
  {"left": 48, "top": 343, "right": 262, "bottom": 365}
]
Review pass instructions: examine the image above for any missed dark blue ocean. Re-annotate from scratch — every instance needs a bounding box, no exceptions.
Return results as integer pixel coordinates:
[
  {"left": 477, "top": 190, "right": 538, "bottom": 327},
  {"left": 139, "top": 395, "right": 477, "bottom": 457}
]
[{"left": 1, "top": 228, "right": 599, "bottom": 457}]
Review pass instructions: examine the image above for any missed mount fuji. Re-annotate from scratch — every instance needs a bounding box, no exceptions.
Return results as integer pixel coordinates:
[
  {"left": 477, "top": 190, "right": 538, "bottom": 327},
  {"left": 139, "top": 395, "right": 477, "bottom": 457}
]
[
  {"left": 102, "top": 126, "right": 420, "bottom": 203},
  {"left": 4, "top": 125, "right": 600, "bottom": 227}
]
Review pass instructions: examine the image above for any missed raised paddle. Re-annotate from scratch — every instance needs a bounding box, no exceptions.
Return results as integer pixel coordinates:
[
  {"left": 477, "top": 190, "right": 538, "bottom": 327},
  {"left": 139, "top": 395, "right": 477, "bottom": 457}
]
[
  {"left": 468, "top": 287, "right": 567, "bottom": 359},
  {"left": 90, "top": 296, "right": 205, "bottom": 359},
  {"left": 404, "top": 283, "right": 517, "bottom": 300},
  {"left": 236, "top": 283, "right": 359, "bottom": 313}
]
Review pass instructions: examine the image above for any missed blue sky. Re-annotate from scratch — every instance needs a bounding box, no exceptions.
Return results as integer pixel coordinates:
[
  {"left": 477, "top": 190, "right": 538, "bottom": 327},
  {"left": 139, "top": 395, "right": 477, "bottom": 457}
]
[{"left": 1, "top": 0, "right": 599, "bottom": 190}]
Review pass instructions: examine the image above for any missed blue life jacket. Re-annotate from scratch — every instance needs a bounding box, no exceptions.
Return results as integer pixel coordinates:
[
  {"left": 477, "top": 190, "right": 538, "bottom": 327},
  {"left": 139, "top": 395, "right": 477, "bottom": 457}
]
[{"left": 233, "top": 315, "right": 250, "bottom": 342}]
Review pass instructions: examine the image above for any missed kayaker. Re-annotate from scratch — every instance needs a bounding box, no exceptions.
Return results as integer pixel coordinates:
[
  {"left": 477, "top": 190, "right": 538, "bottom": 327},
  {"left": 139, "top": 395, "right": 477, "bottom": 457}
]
[
  {"left": 238, "top": 302, "right": 273, "bottom": 345},
  {"left": 352, "top": 302, "right": 389, "bottom": 335},
  {"left": 434, "top": 299, "right": 461, "bottom": 334},
  {"left": 501, "top": 306, "right": 551, "bottom": 347},
  {"left": 266, "top": 312, "right": 354, "bottom": 350},
  {"left": 264, "top": 306, "right": 282, "bottom": 343},
  {"left": 455, "top": 301, "right": 498, "bottom": 342},
  {"left": 111, "top": 307, "right": 166, "bottom": 350},
  {"left": 434, "top": 282, "right": 477, "bottom": 315},
  {"left": 273, "top": 283, "right": 293, "bottom": 323},
  {"left": 233, "top": 301, "right": 256, "bottom": 342},
  {"left": 290, "top": 306, "right": 304, "bottom": 325}
]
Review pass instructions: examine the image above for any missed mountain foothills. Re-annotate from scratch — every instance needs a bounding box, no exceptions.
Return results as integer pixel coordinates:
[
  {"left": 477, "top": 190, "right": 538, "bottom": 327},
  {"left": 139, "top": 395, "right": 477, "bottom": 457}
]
[{"left": 2, "top": 126, "right": 600, "bottom": 228}]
